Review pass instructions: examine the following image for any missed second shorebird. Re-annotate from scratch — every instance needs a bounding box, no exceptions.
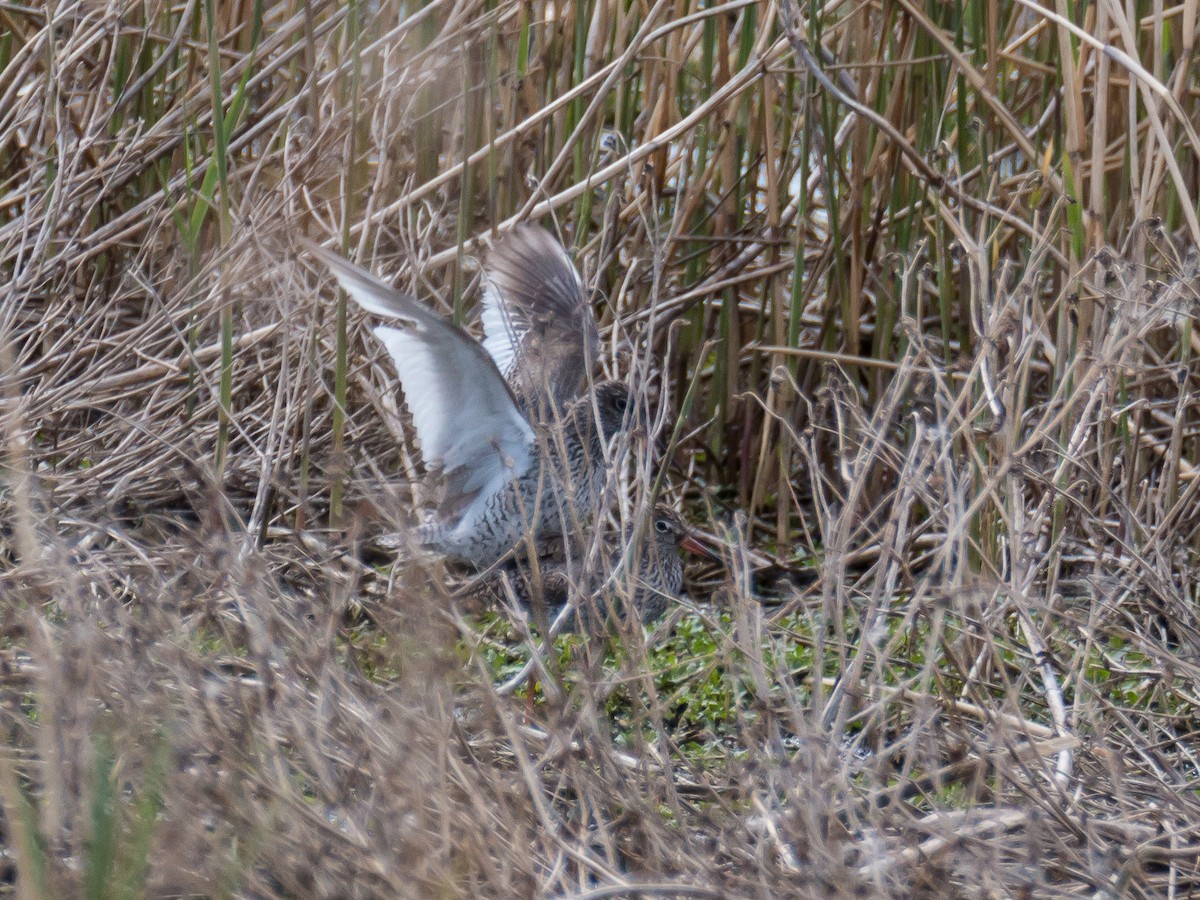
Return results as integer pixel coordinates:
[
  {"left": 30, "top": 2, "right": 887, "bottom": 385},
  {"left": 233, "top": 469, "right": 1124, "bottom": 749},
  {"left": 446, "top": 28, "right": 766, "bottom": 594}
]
[
  {"left": 491, "top": 506, "right": 716, "bottom": 631},
  {"left": 307, "top": 230, "right": 627, "bottom": 568}
]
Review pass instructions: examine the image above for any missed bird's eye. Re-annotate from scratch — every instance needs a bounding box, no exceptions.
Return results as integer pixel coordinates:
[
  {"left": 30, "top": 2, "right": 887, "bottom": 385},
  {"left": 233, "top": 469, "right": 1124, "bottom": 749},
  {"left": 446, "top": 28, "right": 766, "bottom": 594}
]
[
  {"left": 615, "top": 396, "right": 628, "bottom": 413},
  {"left": 654, "top": 519, "right": 670, "bottom": 533}
]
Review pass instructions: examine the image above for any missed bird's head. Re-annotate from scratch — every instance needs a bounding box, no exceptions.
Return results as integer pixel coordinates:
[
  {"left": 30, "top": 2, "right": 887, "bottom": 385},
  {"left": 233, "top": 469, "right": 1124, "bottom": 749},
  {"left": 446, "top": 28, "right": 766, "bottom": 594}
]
[
  {"left": 650, "top": 506, "right": 716, "bottom": 560},
  {"left": 592, "top": 380, "right": 633, "bottom": 439}
]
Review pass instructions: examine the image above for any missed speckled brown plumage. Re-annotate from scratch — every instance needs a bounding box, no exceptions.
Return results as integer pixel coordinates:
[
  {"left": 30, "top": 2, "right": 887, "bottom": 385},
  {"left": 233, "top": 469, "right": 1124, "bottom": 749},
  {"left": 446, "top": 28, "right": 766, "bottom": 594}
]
[{"left": 487, "top": 506, "right": 714, "bottom": 630}]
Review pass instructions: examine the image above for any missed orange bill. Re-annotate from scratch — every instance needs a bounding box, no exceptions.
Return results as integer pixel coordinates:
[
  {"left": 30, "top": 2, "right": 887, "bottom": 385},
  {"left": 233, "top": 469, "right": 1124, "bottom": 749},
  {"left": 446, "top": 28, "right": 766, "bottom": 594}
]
[{"left": 679, "top": 532, "right": 717, "bottom": 560}]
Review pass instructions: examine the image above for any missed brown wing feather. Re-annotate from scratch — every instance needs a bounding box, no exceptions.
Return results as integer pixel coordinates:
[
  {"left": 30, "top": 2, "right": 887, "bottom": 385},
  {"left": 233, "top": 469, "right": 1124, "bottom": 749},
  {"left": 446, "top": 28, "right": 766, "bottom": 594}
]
[{"left": 480, "top": 225, "right": 600, "bottom": 415}]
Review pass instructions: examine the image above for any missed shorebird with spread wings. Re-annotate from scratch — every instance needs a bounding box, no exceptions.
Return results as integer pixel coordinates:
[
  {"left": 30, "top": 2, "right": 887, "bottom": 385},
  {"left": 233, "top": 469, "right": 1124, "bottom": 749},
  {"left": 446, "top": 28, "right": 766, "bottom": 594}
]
[{"left": 306, "top": 227, "right": 627, "bottom": 568}]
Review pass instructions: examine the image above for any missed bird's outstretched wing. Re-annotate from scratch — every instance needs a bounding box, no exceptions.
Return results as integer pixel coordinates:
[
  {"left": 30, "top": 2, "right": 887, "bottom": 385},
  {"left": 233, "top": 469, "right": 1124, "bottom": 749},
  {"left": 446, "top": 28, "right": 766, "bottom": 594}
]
[
  {"left": 306, "top": 239, "right": 536, "bottom": 508},
  {"left": 479, "top": 225, "right": 600, "bottom": 414}
]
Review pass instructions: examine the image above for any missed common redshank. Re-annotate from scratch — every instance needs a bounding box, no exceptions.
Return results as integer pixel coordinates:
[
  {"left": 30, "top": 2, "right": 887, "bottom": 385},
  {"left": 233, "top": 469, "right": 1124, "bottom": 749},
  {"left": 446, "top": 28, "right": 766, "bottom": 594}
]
[
  {"left": 306, "top": 239, "right": 630, "bottom": 568},
  {"left": 492, "top": 505, "right": 715, "bottom": 630}
]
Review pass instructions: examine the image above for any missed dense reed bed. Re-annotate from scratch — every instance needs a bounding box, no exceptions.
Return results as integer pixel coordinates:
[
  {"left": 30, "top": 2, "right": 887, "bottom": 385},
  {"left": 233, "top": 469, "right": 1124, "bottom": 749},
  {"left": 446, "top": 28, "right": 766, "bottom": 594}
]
[{"left": 2, "top": 0, "right": 1199, "bottom": 896}]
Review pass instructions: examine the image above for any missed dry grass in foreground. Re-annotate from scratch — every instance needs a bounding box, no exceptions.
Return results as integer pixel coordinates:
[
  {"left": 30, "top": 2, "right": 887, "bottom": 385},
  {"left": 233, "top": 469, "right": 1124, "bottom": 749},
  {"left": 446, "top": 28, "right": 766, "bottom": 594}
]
[{"left": 3, "top": 0, "right": 1200, "bottom": 897}]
